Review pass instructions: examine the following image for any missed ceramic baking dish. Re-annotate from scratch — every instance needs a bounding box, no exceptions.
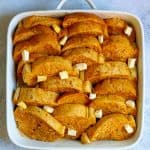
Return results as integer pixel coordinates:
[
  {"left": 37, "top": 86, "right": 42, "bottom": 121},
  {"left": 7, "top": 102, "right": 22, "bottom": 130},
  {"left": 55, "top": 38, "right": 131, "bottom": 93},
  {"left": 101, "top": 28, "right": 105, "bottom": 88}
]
[{"left": 6, "top": 0, "right": 145, "bottom": 149}]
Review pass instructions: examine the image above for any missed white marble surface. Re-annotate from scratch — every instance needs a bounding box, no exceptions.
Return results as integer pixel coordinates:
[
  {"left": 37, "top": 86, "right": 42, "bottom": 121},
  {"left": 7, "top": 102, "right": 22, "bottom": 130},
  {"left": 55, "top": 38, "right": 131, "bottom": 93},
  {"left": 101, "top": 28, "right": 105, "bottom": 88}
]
[{"left": 0, "top": 0, "right": 150, "bottom": 149}]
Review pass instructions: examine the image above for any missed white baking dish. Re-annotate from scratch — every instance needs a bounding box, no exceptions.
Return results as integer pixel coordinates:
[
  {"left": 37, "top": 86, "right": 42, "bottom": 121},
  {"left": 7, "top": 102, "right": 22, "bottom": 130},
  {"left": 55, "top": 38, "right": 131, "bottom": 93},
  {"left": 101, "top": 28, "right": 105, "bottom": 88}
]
[{"left": 6, "top": 0, "right": 145, "bottom": 149}]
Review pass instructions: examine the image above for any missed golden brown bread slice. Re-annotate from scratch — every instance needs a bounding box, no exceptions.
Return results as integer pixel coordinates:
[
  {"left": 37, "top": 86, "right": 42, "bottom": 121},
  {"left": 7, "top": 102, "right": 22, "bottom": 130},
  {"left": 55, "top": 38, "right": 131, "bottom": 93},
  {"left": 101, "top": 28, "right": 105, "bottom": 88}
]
[
  {"left": 17, "top": 16, "right": 61, "bottom": 30},
  {"left": 17, "top": 53, "right": 48, "bottom": 78},
  {"left": 60, "top": 22, "right": 108, "bottom": 38},
  {"left": 13, "top": 34, "right": 61, "bottom": 63},
  {"left": 53, "top": 104, "right": 96, "bottom": 139},
  {"left": 102, "top": 35, "right": 138, "bottom": 61},
  {"left": 81, "top": 113, "right": 136, "bottom": 143},
  {"left": 14, "top": 106, "right": 66, "bottom": 141},
  {"left": 40, "top": 77, "right": 83, "bottom": 93},
  {"left": 62, "top": 48, "right": 104, "bottom": 65},
  {"left": 13, "top": 87, "right": 59, "bottom": 106},
  {"left": 13, "top": 25, "right": 57, "bottom": 45},
  {"left": 62, "top": 36, "right": 102, "bottom": 53},
  {"left": 85, "top": 61, "right": 131, "bottom": 83},
  {"left": 89, "top": 95, "right": 136, "bottom": 116},
  {"left": 57, "top": 93, "right": 89, "bottom": 105},
  {"left": 105, "top": 18, "right": 127, "bottom": 35},
  {"left": 62, "top": 12, "right": 105, "bottom": 28},
  {"left": 105, "top": 18, "right": 136, "bottom": 42},
  {"left": 95, "top": 79, "right": 137, "bottom": 100},
  {"left": 22, "top": 56, "right": 78, "bottom": 86}
]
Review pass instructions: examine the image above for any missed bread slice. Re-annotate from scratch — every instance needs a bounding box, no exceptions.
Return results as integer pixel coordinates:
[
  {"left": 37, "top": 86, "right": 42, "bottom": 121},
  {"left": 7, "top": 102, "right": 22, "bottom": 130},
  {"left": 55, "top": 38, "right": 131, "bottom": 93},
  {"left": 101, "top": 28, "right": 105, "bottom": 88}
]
[
  {"left": 17, "top": 15, "right": 61, "bottom": 30},
  {"left": 85, "top": 61, "right": 131, "bottom": 83},
  {"left": 22, "top": 56, "right": 78, "bottom": 86},
  {"left": 89, "top": 95, "right": 136, "bottom": 116},
  {"left": 13, "top": 87, "right": 59, "bottom": 106},
  {"left": 57, "top": 93, "right": 89, "bottom": 105},
  {"left": 13, "top": 34, "right": 61, "bottom": 63},
  {"left": 62, "top": 12, "right": 105, "bottom": 28},
  {"left": 53, "top": 104, "right": 96, "bottom": 139},
  {"left": 40, "top": 77, "right": 83, "bottom": 93},
  {"left": 102, "top": 35, "right": 138, "bottom": 61},
  {"left": 105, "top": 18, "right": 135, "bottom": 42},
  {"left": 17, "top": 53, "right": 48, "bottom": 78},
  {"left": 105, "top": 18, "right": 127, "bottom": 35},
  {"left": 95, "top": 79, "right": 137, "bottom": 100},
  {"left": 62, "top": 48, "right": 104, "bottom": 65},
  {"left": 13, "top": 25, "right": 57, "bottom": 45},
  {"left": 62, "top": 36, "right": 102, "bottom": 53},
  {"left": 60, "top": 22, "right": 108, "bottom": 38},
  {"left": 14, "top": 106, "right": 65, "bottom": 141},
  {"left": 81, "top": 113, "right": 136, "bottom": 143}
]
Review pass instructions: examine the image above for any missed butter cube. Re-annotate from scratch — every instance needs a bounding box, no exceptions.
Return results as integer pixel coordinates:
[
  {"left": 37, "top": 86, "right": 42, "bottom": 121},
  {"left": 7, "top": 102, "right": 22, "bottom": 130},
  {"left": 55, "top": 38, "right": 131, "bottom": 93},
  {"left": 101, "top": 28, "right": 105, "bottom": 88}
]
[
  {"left": 52, "top": 24, "right": 61, "bottom": 33},
  {"left": 98, "top": 35, "right": 104, "bottom": 44},
  {"left": 89, "top": 93, "right": 96, "bottom": 100},
  {"left": 43, "top": 106, "right": 54, "bottom": 113},
  {"left": 67, "top": 128, "right": 77, "bottom": 136},
  {"left": 126, "top": 100, "right": 135, "bottom": 108},
  {"left": 128, "top": 58, "right": 136, "bottom": 68},
  {"left": 37, "top": 75, "right": 47, "bottom": 82},
  {"left": 124, "top": 124, "right": 134, "bottom": 134},
  {"left": 22, "top": 50, "right": 29, "bottom": 61},
  {"left": 17, "top": 101, "right": 27, "bottom": 109},
  {"left": 59, "top": 71, "right": 69, "bottom": 79},
  {"left": 95, "top": 109, "right": 103, "bottom": 118},
  {"left": 75, "top": 63, "right": 87, "bottom": 71},
  {"left": 124, "top": 26, "right": 133, "bottom": 36},
  {"left": 60, "top": 36, "right": 68, "bottom": 46}
]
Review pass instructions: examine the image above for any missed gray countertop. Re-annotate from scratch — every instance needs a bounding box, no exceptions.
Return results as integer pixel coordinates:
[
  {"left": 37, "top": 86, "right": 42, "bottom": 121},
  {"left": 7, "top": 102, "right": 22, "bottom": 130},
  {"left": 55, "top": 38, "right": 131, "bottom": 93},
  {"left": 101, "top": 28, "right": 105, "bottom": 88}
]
[{"left": 0, "top": 0, "right": 150, "bottom": 149}]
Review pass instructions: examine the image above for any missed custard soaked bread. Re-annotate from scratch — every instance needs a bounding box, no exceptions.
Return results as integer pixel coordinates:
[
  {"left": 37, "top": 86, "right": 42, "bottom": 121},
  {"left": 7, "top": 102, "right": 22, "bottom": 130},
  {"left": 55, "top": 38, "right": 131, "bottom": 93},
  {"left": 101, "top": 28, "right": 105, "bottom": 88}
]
[
  {"left": 17, "top": 15, "right": 61, "bottom": 30},
  {"left": 13, "top": 88, "right": 59, "bottom": 106},
  {"left": 17, "top": 53, "right": 48, "bottom": 78},
  {"left": 13, "top": 25, "right": 57, "bottom": 45},
  {"left": 22, "top": 56, "right": 78, "bottom": 86},
  {"left": 62, "top": 12, "right": 105, "bottom": 28},
  {"left": 81, "top": 114, "right": 136, "bottom": 143},
  {"left": 60, "top": 22, "right": 108, "bottom": 38},
  {"left": 62, "top": 48, "right": 104, "bottom": 65},
  {"left": 105, "top": 17, "right": 136, "bottom": 41},
  {"left": 57, "top": 93, "right": 89, "bottom": 105},
  {"left": 89, "top": 95, "right": 136, "bottom": 116},
  {"left": 95, "top": 79, "right": 137, "bottom": 100},
  {"left": 85, "top": 61, "right": 131, "bottom": 83},
  {"left": 12, "top": 13, "right": 138, "bottom": 143},
  {"left": 53, "top": 104, "right": 96, "bottom": 139},
  {"left": 14, "top": 106, "right": 65, "bottom": 141},
  {"left": 40, "top": 77, "right": 83, "bottom": 93},
  {"left": 102, "top": 35, "right": 137, "bottom": 61},
  {"left": 13, "top": 34, "right": 61, "bottom": 63},
  {"left": 62, "top": 36, "right": 102, "bottom": 53}
]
